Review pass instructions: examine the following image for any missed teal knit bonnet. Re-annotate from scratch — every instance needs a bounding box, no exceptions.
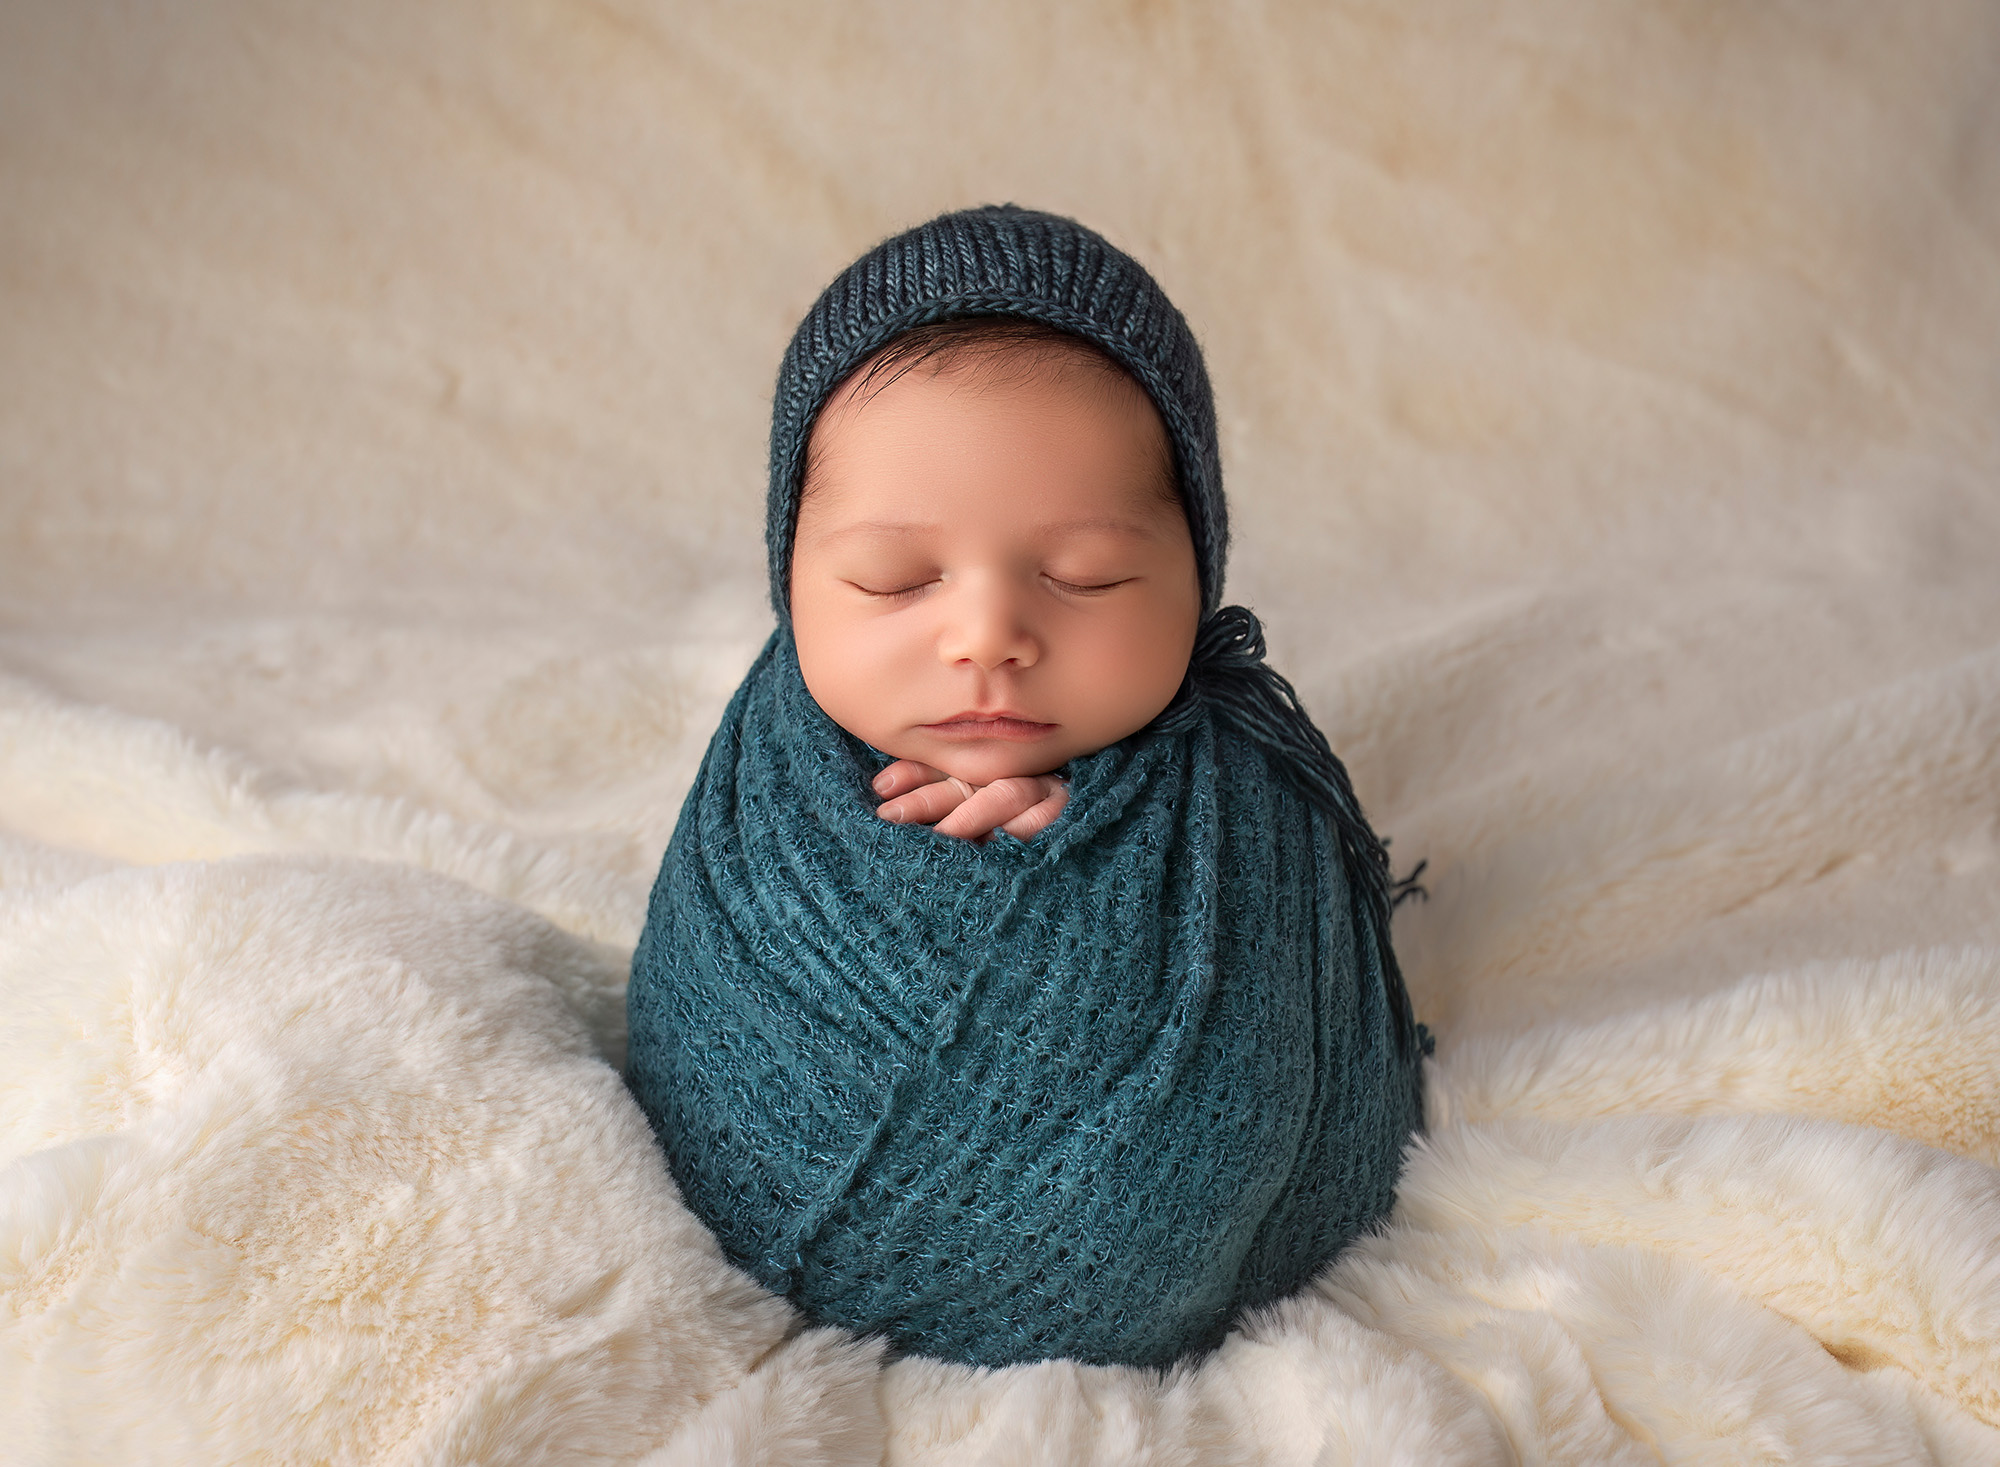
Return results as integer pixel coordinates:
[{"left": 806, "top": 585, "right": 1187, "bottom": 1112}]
[
  {"left": 767, "top": 205, "right": 1230, "bottom": 618},
  {"left": 626, "top": 205, "right": 1427, "bottom": 1370}
]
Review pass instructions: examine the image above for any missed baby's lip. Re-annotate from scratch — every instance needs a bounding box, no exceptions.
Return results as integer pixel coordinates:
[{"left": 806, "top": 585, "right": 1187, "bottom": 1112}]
[{"left": 920, "top": 711, "right": 1058, "bottom": 741}]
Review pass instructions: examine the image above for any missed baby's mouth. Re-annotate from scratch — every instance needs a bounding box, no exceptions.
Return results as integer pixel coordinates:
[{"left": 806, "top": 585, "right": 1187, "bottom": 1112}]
[{"left": 921, "top": 712, "right": 1058, "bottom": 742}]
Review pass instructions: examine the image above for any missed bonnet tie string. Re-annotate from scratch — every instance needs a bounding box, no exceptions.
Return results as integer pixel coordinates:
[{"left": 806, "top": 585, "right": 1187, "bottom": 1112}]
[{"left": 1154, "top": 604, "right": 1428, "bottom": 1059}]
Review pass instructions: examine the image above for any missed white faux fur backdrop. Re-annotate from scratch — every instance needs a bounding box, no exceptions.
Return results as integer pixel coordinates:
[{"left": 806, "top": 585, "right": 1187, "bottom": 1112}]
[{"left": 3, "top": 2, "right": 1999, "bottom": 1462}]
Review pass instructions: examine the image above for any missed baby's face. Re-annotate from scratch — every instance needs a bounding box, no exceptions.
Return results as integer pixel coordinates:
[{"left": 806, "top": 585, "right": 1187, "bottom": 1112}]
[{"left": 790, "top": 354, "right": 1201, "bottom": 786}]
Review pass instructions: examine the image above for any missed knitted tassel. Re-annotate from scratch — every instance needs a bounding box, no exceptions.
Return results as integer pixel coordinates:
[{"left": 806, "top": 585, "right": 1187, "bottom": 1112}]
[{"left": 1157, "top": 605, "right": 1427, "bottom": 1060}]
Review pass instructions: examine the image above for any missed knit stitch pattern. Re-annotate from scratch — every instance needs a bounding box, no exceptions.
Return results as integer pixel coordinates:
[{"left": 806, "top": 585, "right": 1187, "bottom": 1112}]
[
  {"left": 627, "top": 206, "right": 1426, "bottom": 1368},
  {"left": 626, "top": 636, "right": 1424, "bottom": 1368}
]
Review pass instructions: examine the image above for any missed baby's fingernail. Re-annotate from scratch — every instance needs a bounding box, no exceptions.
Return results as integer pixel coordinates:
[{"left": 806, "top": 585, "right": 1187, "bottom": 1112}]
[
  {"left": 871, "top": 770, "right": 892, "bottom": 794},
  {"left": 876, "top": 805, "right": 904, "bottom": 823}
]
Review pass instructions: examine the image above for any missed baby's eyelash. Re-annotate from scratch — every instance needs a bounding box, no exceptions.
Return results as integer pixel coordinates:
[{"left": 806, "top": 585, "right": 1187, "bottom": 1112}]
[
  {"left": 852, "top": 580, "right": 937, "bottom": 600},
  {"left": 846, "top": 576, "right": 1131, "bottom": 599},
  {"left": 1046, "top": 576, "right": 1133, "bottom": 596}
]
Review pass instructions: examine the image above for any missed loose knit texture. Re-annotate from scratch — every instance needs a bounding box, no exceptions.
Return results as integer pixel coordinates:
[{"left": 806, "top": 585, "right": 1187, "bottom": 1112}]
[
  {"left": 627, "top": 206, "right": 1427, "bottom": 1368},
  {"left": 627, "top": 637, "right": 1424, "bottom": 1368}
]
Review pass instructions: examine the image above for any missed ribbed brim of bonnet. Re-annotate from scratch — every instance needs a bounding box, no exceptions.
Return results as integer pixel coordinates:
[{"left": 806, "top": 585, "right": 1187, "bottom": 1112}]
[{"left": 765, "top": 205, "right": 1228, "bottom": 621}]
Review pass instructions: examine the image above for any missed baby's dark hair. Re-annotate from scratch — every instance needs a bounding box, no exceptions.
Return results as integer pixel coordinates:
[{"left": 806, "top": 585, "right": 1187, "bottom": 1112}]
[{"left": 801, "top": 316, "right": 1181, "bottom": 507}]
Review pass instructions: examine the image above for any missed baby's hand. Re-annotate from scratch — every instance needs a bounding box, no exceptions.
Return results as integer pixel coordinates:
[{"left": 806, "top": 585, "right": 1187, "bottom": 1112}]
[{"left": 872, "top": 760, "right": 1069, "bottom": 842}]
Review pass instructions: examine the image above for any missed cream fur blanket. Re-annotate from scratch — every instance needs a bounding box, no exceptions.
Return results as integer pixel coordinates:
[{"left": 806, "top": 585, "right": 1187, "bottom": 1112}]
[{"left": 4, "top": 3, "right": 2000, "bottom": 1462}]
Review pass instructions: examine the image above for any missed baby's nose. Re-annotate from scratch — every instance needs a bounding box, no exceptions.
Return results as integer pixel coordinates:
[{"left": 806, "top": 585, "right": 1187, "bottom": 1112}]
[{"left": 938, "top": 586, "right": 1040, "bottom": 671}]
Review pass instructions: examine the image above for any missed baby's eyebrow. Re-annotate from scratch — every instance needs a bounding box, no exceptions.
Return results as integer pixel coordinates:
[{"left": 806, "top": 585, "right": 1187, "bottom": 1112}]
[
  {"left": 807, "top": 519, "right": 943, "bottom": 542},
  {"left": 1034, "top": 515, "right": 1165, "bottom": 539}
]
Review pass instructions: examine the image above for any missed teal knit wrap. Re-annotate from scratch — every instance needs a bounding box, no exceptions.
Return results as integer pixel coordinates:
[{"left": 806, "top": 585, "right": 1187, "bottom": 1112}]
[
  {"left": 626, "top": 636, "right": 1424, "bottom": 1367},
  {"left": 625, "top": 206, "right": 1427, "bottom": 1367}
]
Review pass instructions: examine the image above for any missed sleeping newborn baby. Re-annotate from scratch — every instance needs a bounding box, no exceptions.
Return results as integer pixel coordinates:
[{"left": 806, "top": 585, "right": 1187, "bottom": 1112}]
[
  {"left": 626, "top": 206, "right": 1428, "bottom": 1369},
  {"left": 795, "top": 312, "right": 1193, "bottom": 846}
]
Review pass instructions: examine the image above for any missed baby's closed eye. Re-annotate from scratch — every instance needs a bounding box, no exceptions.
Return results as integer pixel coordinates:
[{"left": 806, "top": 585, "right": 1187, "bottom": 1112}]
[
  {"left": 852, "top": 577, "right": 939, "bottom": 600},
  {"left": 831, "top": 554, "right": 942, "bottom": 600},
  {"left": 1043, "top": 571, "right": 1137, "bottom": 595}
]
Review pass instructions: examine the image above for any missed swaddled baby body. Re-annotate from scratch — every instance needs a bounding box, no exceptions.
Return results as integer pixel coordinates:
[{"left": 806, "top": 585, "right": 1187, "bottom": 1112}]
[{"left": 627, "top": 207, "right": 1427, "bottom": 1369}]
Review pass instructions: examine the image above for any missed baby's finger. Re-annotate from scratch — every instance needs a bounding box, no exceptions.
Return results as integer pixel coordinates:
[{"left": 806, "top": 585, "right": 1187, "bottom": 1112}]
[
  {"left": 933, "top": 777, "right": 1045, "bottom": 840},
  {"left": 1000, "top": 784, "right": 1069, "bottom": 841},
  {"left": 871, "top": 759, "right": 947, "bottom": 798},
  {"left": 876, "top": 775, "right": 976, "bottom": 825}
]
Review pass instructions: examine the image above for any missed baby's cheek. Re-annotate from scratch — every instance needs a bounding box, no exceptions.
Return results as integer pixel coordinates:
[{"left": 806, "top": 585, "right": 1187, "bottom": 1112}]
[
  {"left": 1059, "top": 616, "right": 1192, "bottom": 748},
  {"left": 794, "top": 607, "right": 896, "bottom": 744}
]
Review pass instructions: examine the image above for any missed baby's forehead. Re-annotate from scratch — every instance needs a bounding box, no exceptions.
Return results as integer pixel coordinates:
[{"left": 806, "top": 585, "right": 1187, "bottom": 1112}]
[
  {"left": 805, "top": 343, "right": 1179, "bottom": 518},
  {"left": 799, "top": 421, "right": 1181, "bottom": 538},
  {"left": 808, "top": 508, "right": 1180, "bottom": 549}
]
